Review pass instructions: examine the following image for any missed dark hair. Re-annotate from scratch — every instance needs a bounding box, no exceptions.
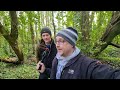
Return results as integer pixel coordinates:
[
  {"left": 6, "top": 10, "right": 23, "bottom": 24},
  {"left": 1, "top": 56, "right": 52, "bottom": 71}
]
[{"left": 41, "top": 27, "right": 51, "bottom": 36}]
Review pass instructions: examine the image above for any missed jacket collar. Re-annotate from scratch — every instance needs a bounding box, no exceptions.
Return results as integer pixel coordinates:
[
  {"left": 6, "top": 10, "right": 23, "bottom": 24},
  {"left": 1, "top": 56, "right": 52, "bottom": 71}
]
[
  {"left": 64, "top": 52, "right": 83, "bottom": 68},
  {"left": 55, "top": 52, "right": 83, "bottom": 69}
]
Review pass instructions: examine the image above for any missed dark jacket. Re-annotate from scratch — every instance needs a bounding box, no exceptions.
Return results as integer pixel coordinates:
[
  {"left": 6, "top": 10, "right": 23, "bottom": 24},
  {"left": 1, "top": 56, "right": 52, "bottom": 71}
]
[
  {"left": 36, "top": 39, "right": 57, "bottom": 76},
  {"left": 50, "top": 52, "right": 120, "bottom": 79}
]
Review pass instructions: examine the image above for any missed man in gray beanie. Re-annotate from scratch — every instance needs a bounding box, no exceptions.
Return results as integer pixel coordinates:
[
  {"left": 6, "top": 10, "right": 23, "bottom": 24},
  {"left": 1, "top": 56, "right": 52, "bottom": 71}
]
[
  {"left": 56, "top": 27, "right": 78, "bottom": 47},
  {"left": 50, "top": 27, "right": 120, "bottom": 79}
]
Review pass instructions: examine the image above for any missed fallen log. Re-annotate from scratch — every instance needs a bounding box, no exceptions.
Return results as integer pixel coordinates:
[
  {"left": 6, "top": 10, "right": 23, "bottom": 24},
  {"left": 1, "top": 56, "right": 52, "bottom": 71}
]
[{"left": 0, "top": 57, "right": 18, "bottom": 64}]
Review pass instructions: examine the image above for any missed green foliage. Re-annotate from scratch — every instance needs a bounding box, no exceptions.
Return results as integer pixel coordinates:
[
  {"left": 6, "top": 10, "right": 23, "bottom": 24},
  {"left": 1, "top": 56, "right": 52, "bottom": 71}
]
[
  {"left": 80, "top": 11, "right": 113, "bottom": 56},
  {"left": 0, "top": 11, "right": 11, "bottom": 33},
  {"left": 0, "top": 62, "right": 39, "bottom": 79},
  {"left": 112, "top": 35, "right": 120, "bottom": 44},
  {"left": 97, "top": 57, "right": 120, "bottom": 69},
  {"left": 73, "top": 11, "right": 81, "bottom": 30},
  {"left": 65, "top": 11, "right": 74, "bottom": 27},
  {"left": 98, "top": 46, "right": 120, "bottom": 58}
]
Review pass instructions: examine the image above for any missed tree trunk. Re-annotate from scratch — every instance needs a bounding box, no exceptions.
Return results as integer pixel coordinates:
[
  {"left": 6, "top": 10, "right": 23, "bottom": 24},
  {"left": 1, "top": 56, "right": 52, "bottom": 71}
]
[
  {"left": 81, "top": 11, "right": 90, "bottom": 43},
  {"left": 52, "top": 11, "right": 56, "bottom": 38},
  {"left": 0, "top": 11, "right": 24, "bottom": 64},
  {"left": 93, "top": 11, "right": 120, "bottom": 56},
  {"left": 30, "top": 23, "right": 35, "bottom": 54},
  {"left": 27, "top": 11, "right": 36, "bottom": 55}
]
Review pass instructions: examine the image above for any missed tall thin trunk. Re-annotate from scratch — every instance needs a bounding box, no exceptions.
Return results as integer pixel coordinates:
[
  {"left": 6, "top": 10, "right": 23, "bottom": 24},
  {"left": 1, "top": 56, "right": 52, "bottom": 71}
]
[
  {"left": 52, "top": 11, "right": 56, "bottom": 38},
  {"left": 30, "top": 23, "right": 35, "bottom": 54},
  {"left": 81, "top": 11, "right": 90, "bottom": 43}
]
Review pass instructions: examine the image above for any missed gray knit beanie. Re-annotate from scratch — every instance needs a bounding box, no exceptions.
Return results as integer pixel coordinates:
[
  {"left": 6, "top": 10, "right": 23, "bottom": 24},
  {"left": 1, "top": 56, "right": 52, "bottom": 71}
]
[{"left": 56, "top": 27, "right": 78, "bottom": 46}]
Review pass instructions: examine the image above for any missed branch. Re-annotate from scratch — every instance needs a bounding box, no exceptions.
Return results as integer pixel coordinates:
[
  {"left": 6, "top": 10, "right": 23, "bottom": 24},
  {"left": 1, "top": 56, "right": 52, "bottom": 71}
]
[
  {"left": 9, "top": 11, "right": 18, "bottom": 40},
  {"left": 101, "top": 11, "right": 120, "bottom": 41},
  {"left": 109, "top": 42, "right": 120, "bottom": 48}
]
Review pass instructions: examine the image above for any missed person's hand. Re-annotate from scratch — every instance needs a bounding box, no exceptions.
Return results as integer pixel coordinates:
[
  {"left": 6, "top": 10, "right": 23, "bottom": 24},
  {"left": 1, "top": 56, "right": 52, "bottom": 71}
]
[{"left": 36, "top": 61, "right": 46, "bottom": 73}]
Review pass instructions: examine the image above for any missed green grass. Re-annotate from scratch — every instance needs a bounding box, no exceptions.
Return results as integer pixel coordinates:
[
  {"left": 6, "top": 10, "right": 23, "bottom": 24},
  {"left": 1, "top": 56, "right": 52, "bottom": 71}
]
[{"left": 0, "top": 61, "right": 39, "bottom": 79}]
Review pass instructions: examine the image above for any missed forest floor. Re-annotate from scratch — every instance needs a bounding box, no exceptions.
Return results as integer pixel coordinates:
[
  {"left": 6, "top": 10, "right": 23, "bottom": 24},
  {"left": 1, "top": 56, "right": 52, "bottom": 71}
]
[{"left": 0, "top": 56, "right": 39, "bottom": 79}]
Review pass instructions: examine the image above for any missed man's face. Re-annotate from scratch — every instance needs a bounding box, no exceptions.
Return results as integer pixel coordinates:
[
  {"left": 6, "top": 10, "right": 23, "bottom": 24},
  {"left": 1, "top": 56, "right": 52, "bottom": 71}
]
[
  {"left": 42, "top": 33, "right": 51, "bottom": 44},
  {"left": 55, "top": 36, "right": 73, "bottom": 57}
]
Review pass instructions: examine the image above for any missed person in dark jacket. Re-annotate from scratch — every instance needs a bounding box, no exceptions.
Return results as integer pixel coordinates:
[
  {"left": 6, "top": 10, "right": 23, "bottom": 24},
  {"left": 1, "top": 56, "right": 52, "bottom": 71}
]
[
  {"left": 36, "top": 27, "right": 57, "bottom": 79},
  {"left": 50, "top": 27, "right": 120, "bottom": 79}
]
